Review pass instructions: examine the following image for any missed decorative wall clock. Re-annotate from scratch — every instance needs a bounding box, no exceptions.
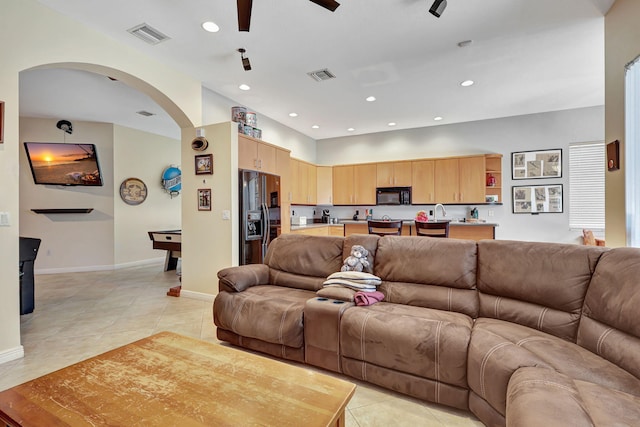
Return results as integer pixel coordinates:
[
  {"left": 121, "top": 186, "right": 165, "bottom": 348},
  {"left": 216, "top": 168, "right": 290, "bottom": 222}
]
[{"left": 120, "top": 177, "right": 148, "bottom": 205}]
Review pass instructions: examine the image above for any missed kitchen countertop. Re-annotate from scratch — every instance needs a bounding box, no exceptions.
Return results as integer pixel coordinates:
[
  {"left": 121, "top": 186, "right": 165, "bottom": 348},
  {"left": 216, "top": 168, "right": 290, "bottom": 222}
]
[
  {"left": 338, "top": 219, "right": 499, "bottom": 227},
  {"left": 290, "top": 223, "right": 344, "bottom": 230}
]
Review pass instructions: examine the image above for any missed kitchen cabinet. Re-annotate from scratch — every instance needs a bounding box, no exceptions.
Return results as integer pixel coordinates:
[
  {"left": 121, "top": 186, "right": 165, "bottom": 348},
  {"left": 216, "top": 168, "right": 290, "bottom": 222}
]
[
  {"left": 434, "top": 156, "right": 485, "bottom": 203},
  {"left": 276, "top": 148, "right": 291, "bottom": 233},
  {"left": 316, "top": 166, "right": 333, "bottom": 205},
  {"left": 485, "top": 154, "right": 503, "bottom": 203},
  {"left": 376, "top": 161, "right": 412, "bottom": 187},
  {"left": 333, "top": 164, "right": 376, "bottom": 205},
  {"left": 332, "top": 166, "right": 354, "bottom": 205},
  {"left": 238, "top": 134, "right": 277, "bottom": 174},
  {"left": 354, "top": 164, "right": 377, "bottom": 204},
  {"left": 291, "top": 158, "right": 317, "bottom": 205},
  {"left": 459, "top": 156, "right": 486, "bottom": 203},
  {"left": 411, "top": 160, "right": 435, "bottom": 204}
]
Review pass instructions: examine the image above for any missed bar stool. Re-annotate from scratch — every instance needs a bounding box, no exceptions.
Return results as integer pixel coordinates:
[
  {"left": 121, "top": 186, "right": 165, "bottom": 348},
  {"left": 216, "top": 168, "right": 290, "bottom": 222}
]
[
  {"left": 415, "top": 221, "right": 450, "bottom": 238},
  {"left": 368, "top": 220, "right": 403, "bottom": 236}
]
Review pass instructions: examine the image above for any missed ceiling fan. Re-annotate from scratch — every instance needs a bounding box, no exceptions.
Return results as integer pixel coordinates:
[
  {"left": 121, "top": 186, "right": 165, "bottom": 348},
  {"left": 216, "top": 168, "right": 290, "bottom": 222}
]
[{"left": 237, "top": 0, "right": 340, "bottom": 32}]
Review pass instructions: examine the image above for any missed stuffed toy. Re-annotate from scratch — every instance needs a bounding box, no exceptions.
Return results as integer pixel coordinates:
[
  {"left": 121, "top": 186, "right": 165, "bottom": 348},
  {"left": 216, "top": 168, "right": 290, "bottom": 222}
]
[{"left": 341, "top": 245, "right": 371, "bottom": 272}]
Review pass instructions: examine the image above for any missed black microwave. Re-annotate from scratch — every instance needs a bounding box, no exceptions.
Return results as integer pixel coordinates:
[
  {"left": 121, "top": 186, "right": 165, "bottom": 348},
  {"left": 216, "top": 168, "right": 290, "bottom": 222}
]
[{"left": 376, "top": 187, "right": 411, "bottom": 205}]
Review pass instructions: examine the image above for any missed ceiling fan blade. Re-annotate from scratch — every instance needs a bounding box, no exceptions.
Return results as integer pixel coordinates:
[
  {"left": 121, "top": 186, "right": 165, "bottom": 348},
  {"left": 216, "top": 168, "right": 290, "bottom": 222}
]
[
  {"left": 309, "top": 0, "right": 340, "bottom": 12},
  {"left": 237, "top": 0, "right": 252, "bottom": 32}
]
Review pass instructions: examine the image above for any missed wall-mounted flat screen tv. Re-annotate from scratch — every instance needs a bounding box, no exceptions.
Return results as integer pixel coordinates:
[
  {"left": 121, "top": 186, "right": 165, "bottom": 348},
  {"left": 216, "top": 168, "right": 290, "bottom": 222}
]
[{"left": 24, "top": 142, "right": 103, "bottom": 186}]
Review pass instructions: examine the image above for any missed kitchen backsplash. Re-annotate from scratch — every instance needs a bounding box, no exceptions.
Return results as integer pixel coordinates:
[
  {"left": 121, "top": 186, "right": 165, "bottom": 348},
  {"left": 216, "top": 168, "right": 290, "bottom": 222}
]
[{"left": 291, "top": 204, "right": 501, "bottom": 223}]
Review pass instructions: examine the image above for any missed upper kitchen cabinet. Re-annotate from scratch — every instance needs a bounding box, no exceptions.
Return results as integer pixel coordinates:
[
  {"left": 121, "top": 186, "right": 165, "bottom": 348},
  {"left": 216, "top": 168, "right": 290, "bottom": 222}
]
[
  {"left": 434, "top": 156, "right": 486, "bottom": 204},
  {"left": 332, "top": 164, "right": 376, "bottom": 205},
  {"left": 291, "top": 158, "right": 317, "bottom": 205},
  {"left": 316, "top": 166, "right": 333, "bottom": 205},
  {"left": 376, "top": 161, "right": 412, "bottom": 187},
  {"left": 411, "top": 160, "right": 435, "bottom": 204},
  {"left": 332, "top": 165, "right": 354, "bottom": 205},
  {"left": 238, "top": 134, "right": 277, "bottom": 174}
]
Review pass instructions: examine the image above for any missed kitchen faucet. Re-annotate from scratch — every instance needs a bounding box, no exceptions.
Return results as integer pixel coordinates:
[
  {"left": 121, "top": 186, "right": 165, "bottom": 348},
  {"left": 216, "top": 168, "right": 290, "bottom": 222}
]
[{"left": 434, "top": 203, "right": 447, "bottom": 221}]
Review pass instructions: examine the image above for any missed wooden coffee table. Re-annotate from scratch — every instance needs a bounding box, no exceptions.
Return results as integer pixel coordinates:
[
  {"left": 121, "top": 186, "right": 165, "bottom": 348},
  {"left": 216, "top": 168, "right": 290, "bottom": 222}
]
[{"left": 0, "top": 332, "right": 355, "bottom": 426}]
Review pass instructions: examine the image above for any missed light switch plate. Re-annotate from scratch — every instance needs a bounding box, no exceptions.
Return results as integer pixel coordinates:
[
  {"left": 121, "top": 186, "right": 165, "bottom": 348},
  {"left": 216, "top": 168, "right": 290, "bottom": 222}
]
[
  {"left": 0, "top": 212, "right": 10, "bottom": 226},
  {"left": 222, "top": 210, "right": 230, "bottom": 220}
]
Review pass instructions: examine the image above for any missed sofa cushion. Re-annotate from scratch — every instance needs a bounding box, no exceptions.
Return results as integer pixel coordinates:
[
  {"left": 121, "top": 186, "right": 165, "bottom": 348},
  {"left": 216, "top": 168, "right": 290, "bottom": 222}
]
[
  {"left": 263, "top": 234, "right": 344, "bottom": 290},
  {"left": 579, "top": 247, "right": 640, "bottom": 380},
  {"left": 213, "top": 285, "right": 315, "bottom": 348},
  {"left": 467, "top": 318, "right": 640, "bottom": 417},
  {"left": 507, "top": 367, "right": 640, "bottom": 427},
  {"left": 374, "top": 236, "right": 479, "bottom": 317},
  {"left": 340, "top": 302, "right": 473, "bottom": 389},
  {"left": 477, "top": 240, "right": 606, "bottom": 341}
]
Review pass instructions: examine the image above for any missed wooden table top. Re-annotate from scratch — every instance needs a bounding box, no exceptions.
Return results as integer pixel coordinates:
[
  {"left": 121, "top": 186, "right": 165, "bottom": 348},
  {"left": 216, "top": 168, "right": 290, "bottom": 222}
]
[{"left": 0, "top": 332, "right": 356, "bottom": 427}]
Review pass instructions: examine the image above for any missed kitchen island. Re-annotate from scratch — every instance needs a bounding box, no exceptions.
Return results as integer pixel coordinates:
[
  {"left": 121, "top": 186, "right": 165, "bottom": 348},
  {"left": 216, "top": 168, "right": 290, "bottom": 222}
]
[
  {"left": 290, "top": 220, "right": 498, "bottom": 240},
  {"left": 340, "top": 219, "right": 497, "bottom": 241}
]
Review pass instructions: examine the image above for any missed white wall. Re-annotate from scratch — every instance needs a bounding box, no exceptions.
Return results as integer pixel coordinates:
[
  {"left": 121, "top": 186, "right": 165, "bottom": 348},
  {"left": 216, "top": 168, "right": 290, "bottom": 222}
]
[
  {"left": 113, "top": 125, "right": 181, "bottom": 266},
  {"left": 1, "top": 0, "right": 201, "bottom": 363},
  {"left": 202, "top": 88, "right": 316, "bottom": 162},
  {"left": 18, "top": 119, "right": 182, "bottom": 273},
  {"left": 317, "top": 106, "right": 604, "bottom": 244},
  {"left": 180, "top": 122, "right": 238, "bottom": 297},
  {"left": 19, "top": 118, "right": 115, "bottom": 271}
]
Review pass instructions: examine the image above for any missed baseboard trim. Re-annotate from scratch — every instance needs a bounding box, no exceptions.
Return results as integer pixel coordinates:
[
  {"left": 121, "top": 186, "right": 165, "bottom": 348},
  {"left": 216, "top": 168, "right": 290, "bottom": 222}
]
[
  {"left": 180, "top": 290, "right": 215, "bottom": 302},
  {"left": 0, "top": 345, "right": 24, "bottom": 365},
  {"left": 35, "top": 257, "right": 164, "bottom": 275}
]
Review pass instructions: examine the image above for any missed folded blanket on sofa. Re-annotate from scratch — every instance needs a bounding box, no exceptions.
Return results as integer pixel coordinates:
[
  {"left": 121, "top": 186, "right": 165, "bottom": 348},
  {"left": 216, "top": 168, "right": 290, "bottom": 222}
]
[
  {"left": 323, "top": 271, "right": 382, "bottom": 292},
  {"left": 325, "top": 271, "right": 382, "bottom": 285},
  {"left": 354, "top": 291, "right": 385, "bottom": 306}
]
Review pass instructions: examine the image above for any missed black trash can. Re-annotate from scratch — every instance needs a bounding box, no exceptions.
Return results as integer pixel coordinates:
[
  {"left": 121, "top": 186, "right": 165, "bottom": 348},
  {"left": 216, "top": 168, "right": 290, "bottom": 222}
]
[{"left": 19, "top": 237, "right": 41, "bottom": 315}]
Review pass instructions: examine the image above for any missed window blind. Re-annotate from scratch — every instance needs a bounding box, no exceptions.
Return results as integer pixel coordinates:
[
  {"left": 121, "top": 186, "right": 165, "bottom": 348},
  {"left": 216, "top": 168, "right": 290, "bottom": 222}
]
[
  {"left": 626, "top": 58, "right": 640, "bottom": 247},
  {"left": 569, "top": 141, "right": 605, "bottom": 230}
]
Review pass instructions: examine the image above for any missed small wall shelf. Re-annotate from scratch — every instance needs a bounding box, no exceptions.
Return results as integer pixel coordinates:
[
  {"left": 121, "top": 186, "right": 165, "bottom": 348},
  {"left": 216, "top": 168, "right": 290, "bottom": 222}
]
[{"left": 31, "top": 209, "right": 94, "bottom": 214}]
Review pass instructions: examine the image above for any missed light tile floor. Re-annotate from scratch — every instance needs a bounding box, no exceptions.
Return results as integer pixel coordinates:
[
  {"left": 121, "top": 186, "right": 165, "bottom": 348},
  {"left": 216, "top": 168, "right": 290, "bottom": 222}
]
[{"left": 0, "top": 264, "right": 483, "bottom": 427}]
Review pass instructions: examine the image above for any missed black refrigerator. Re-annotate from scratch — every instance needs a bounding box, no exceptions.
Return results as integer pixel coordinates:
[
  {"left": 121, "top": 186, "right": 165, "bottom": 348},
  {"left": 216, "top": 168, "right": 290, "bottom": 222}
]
[{"left": 240, "top": 170, "right": 281, "bottom": 265}]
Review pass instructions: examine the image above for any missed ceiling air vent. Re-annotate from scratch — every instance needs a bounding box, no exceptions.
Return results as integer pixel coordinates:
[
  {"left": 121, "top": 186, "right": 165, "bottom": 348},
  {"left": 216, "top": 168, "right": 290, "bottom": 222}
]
[
  {"left": 136, "top": 110, "right": 155, "bottom": 117},
  {"left": 307, "top": 68, "right": 336, "bottom": 82},
  {"left": 127, "top": 23, "right": 170, "bottom": 45}
]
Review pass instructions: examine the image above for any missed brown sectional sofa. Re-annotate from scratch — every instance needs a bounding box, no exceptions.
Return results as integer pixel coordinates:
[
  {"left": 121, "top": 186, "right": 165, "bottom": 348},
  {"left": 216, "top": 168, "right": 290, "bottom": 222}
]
[{"left": 214, "top": 233, "right": 640, "bottom": 426}]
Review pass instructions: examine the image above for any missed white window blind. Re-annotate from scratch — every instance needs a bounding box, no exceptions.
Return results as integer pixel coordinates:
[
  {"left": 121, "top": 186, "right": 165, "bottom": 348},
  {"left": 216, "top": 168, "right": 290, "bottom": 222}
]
[
  {"left": 626, "top": 57, "right": 640, "bottom": 247},
  {"left": 569, "top": 141, "right": 605, "bottom": 230}
]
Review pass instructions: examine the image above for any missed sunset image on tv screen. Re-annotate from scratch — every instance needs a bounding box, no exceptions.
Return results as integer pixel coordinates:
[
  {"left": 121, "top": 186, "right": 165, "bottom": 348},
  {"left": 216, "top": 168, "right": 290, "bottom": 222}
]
[{"left": 24, "top": 142, "right": 103, "bottom": 186}]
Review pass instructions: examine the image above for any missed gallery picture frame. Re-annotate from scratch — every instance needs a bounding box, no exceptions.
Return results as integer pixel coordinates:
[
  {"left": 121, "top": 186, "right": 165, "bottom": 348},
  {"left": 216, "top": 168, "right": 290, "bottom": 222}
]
[
  {"left": 511, "top": 148, "right": 562, "bottom": 180},
  {"left": 512, "top": 184, "right": 563, "bottom": 214},
  {"left": 198, "top": 188, "right": 212, "bottom": 211},
  {"left": 195, "top": 153, "right": 213, "bottom": 175}
]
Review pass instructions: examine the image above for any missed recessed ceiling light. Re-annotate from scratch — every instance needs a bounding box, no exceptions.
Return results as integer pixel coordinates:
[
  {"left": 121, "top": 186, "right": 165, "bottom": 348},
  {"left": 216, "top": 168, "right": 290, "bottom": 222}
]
[
  {"left": 289, "top": 113, "right": 298, "bottom": 117},
  {"left": 434, "top": 116, "right": 443, "bottom": 121},
  {"left": 202, "top": 21, "right": 220, "bottom": 33},
  {"left": 460, "top": 80, "right": 475, "bottom": 87},
  {"left": 388, "top": 122, "right": 397, "bottom": 127},
  {"left": 239, "top": 84, "right": 250, "bottom": 91},
  {"left": 366, "top": 96, "right": 376, "bottom": 102},
  {"left": 347, "top": 128, "right": 355, "bottom": 132},
  {"left": 312, "top": 125, "right": 320, "bottom": 129}
]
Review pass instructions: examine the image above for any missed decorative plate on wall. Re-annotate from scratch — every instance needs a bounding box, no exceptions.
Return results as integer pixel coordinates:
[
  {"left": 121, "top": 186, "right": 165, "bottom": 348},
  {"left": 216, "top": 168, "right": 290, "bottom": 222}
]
[{"left": 120, "top": 177, "right": 148, "bottom": 205}]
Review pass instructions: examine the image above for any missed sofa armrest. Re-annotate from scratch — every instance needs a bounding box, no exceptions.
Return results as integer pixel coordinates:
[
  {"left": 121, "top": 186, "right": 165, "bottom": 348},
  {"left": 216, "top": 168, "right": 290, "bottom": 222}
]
[{"left": 217, "top": 264, "right": 269, "bottom": 292}]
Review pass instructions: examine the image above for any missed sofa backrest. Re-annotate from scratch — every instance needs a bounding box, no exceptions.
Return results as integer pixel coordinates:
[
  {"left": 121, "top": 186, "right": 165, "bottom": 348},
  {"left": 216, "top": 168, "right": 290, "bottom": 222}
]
[
  {"left": 578, "top": 248, "right": 640, "bottom": 379},
  {"left": 264, "top": 233, "right": 345, "bottom": 291},
  {"left": 341, "top": 234, "right": 380, "bottom": 274},
  {"left": 374, "top": 236, "right": 479, "bottom": 317},
  {"left": 477, "top": 240, "right": 606, "bottom": 342}
]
